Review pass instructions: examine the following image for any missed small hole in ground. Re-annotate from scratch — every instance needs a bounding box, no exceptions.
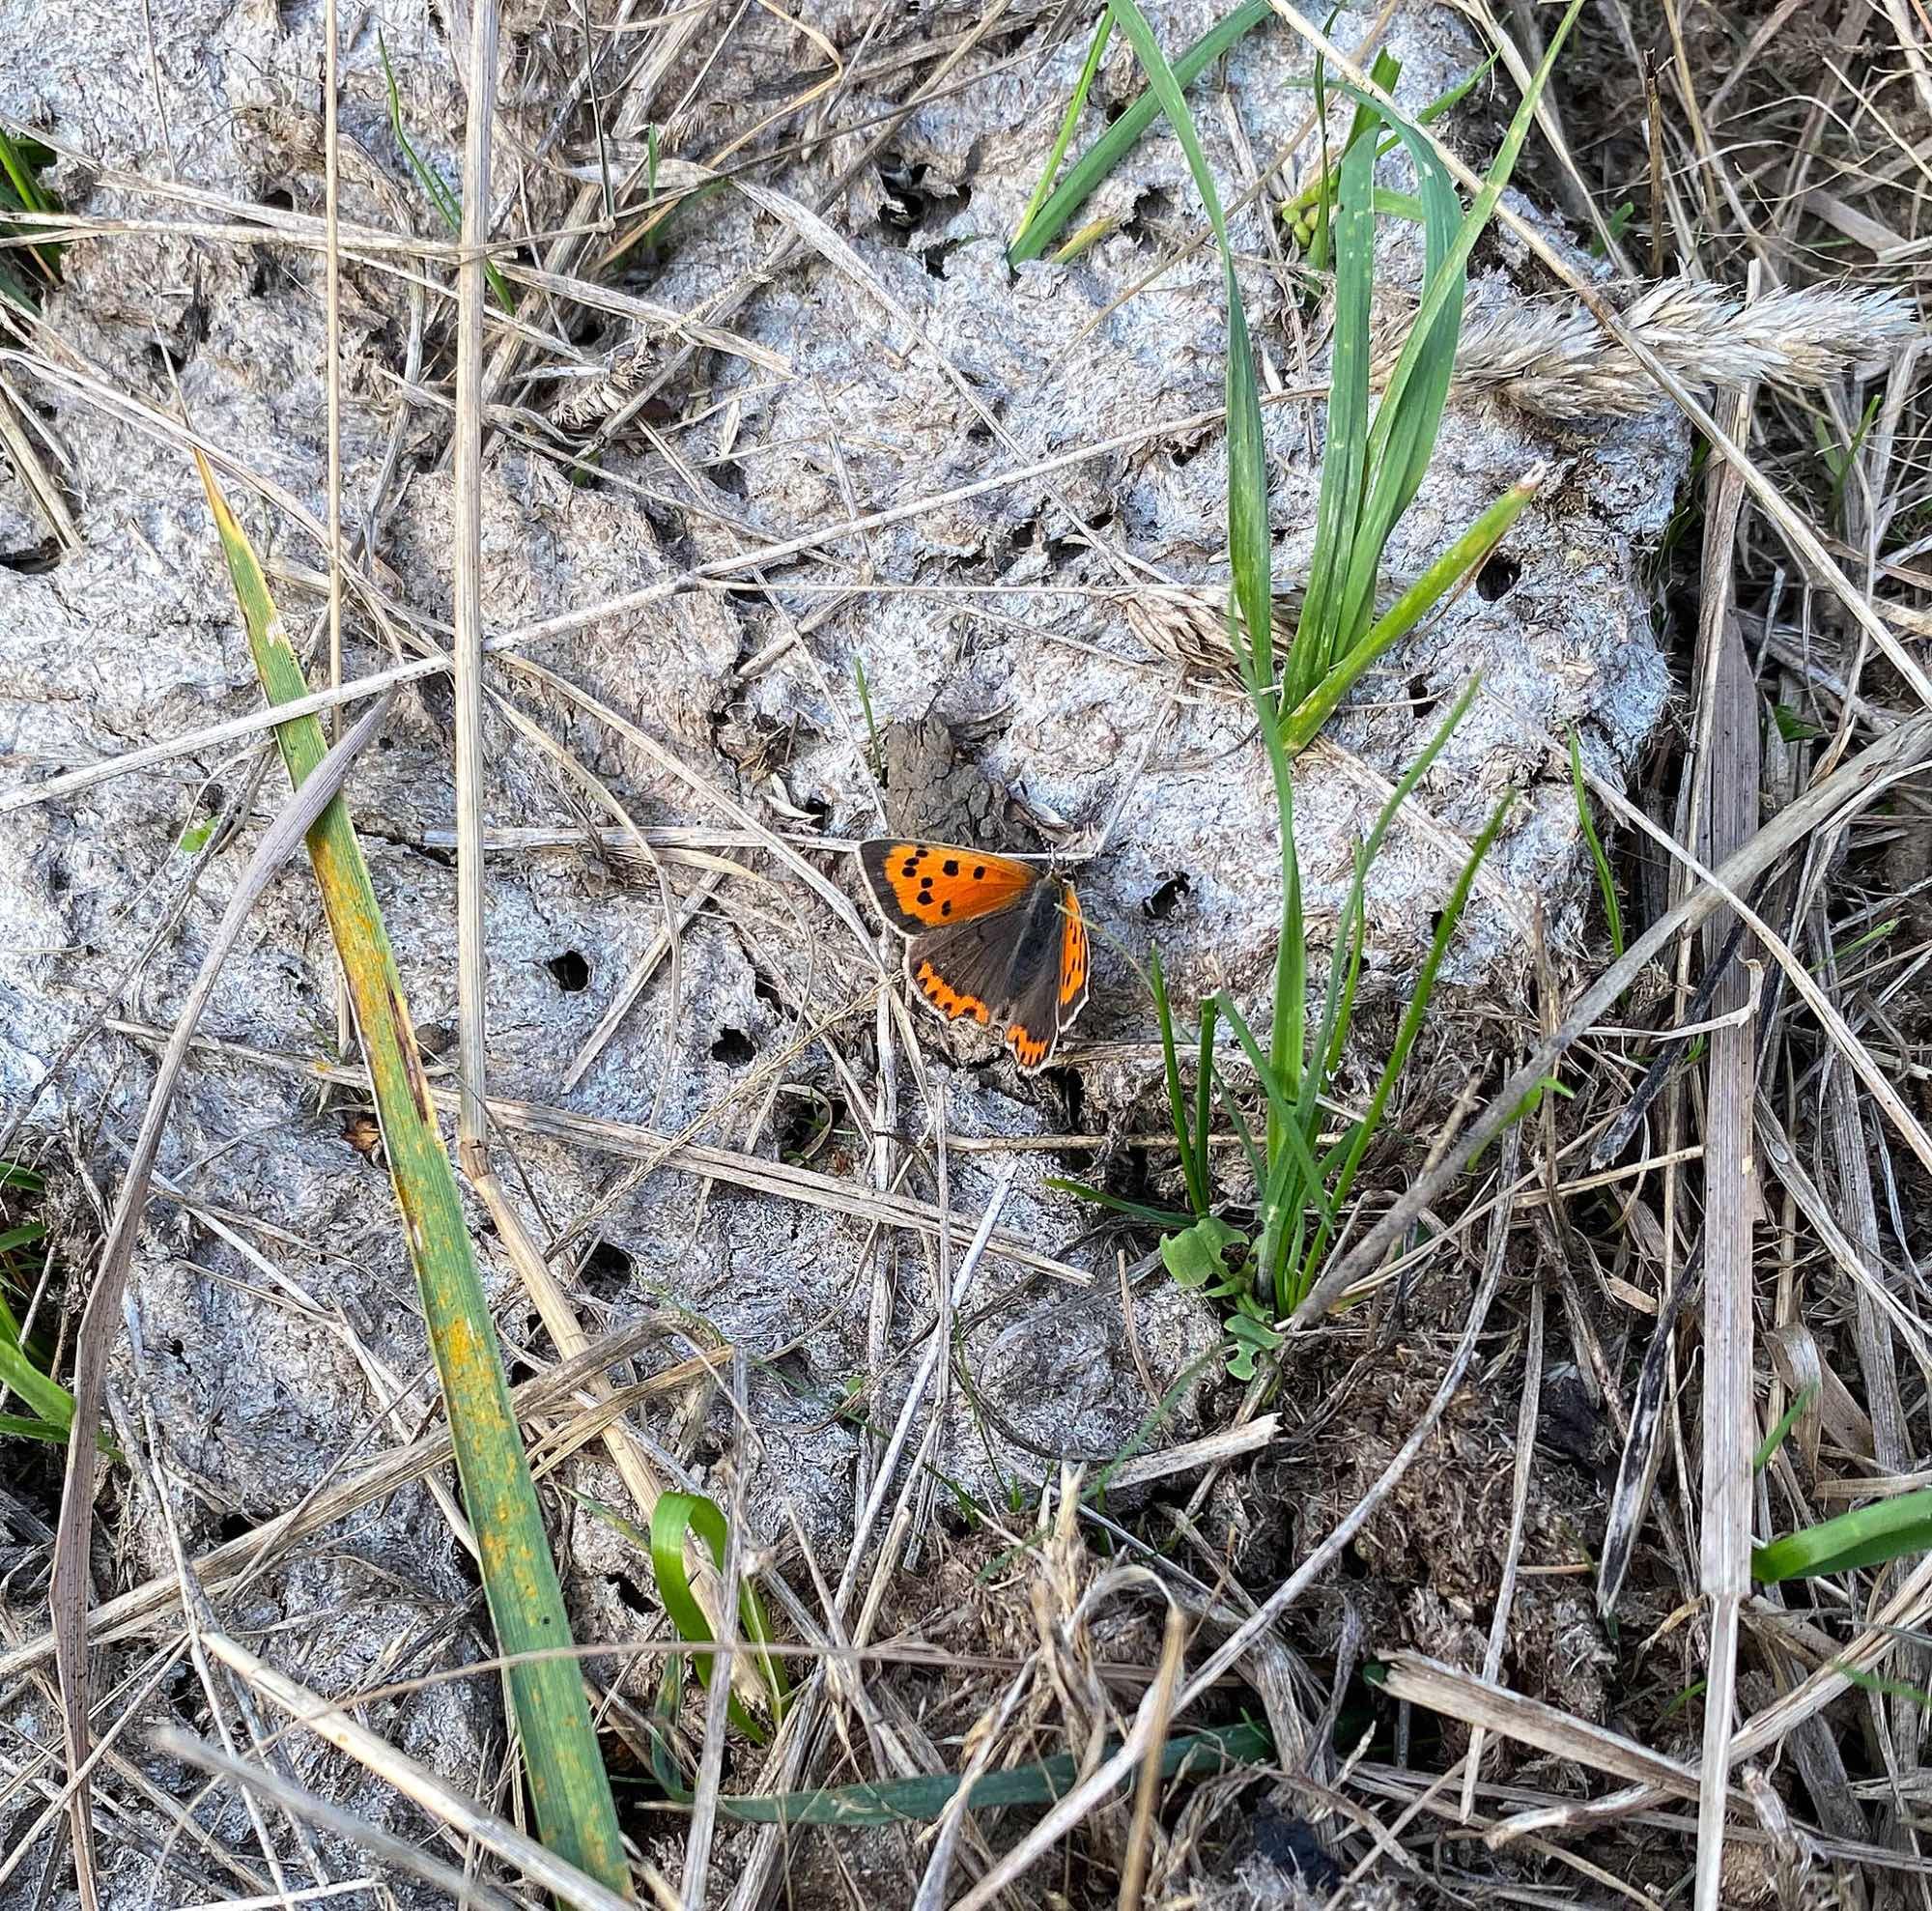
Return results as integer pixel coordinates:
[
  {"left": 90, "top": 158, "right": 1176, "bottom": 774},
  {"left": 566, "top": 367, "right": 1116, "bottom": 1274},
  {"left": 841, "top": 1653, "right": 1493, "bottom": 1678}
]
[
  {"left": 1143, "top": 872, "right": 1191, "bottom": 920},
  {"left": 581, "top": 1239, "right": 634, "bottom": 1299},
  {"left": 712, "top": 1027, "right": 755, "bottom": 1066},
  {"left": 548, "top": 951, "right": 591, "bottom": 992},
  {"left": 1475, "top": 553, "right": 1520, "bottom": 601},
  {"left": 0, "top": 538, "right": 62, "bottom": 575},
  {"left": 217, "top": 1511, "right": 253, "bottom": 1545}
]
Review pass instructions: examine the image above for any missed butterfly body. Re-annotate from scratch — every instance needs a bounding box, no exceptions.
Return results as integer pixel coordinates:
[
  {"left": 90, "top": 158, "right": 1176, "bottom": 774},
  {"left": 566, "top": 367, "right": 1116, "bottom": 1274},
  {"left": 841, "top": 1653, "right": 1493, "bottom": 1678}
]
[{"left": 859, "top": 839, "right": 1090, "bottom": 1072}]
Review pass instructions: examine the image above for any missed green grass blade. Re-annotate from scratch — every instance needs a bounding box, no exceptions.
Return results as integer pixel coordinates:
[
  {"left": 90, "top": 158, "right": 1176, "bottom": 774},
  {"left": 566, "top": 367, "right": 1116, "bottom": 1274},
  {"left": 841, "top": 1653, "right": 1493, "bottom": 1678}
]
[
  {"left": 703, "top": 1722, "right": 1272, "bottom": 1824},
  {"left": 1213, "top": 989, "right": 1333, "bottom": 1284},
  {"left": 1193, "top": 996, "right": 1217, "bottom": 1215},
  {"left": 1306, "top": 31, "right": 1333, "bottom": 270},
  {"left": 1226, "top": 289, "right": 1275, "bottom": 692},
  {"left": 1150, "top": 946, "right": 1210, "bottom": 1216},
  {"left": 1265, "top": 733, "right": 1305, "bottom": 1118},
  {"left": 1097, "top": 0, "right": 1271, "bottom": 692},
  {"left": 1008, "top": 0, "right": 1274, "bottom": 265},
  {"left": 1568, "top": 729, "right": 1625, "bottom": 957},
  {"left": 1299, "top": 793, "right": 1510, "bottom": 1297},
  {"left": 1754, "top": 1489, "right": 1932, "bottom": 1585},
  {"left": 1339, "top": 0, "right": 1584, "bottom": 652},
  {"left": 1048, "top": 1179, "right": 1197, "bottom": 1227},
  {"left": 1303, "top": 679, "right": 1488, "bottom": 1097},
  {"left": 1282, "top": 475, "right": 1535, "bottom": 752},
  {"left": 1210, "top": 992, "right": 1310, "bottom": 1170},
  {"left": 1287, "top": 52, "right": 1396, "bottom": 703},
  {"left": 379, "top": 31, "right": 516, "bottom": 310},
  {"left": 1012, "top": 11, "right": 1115, "bottom": 248},
  {"left": 193, "top": 458, "right": 629, "bottom": 1895},
  {"left": 1209, "top": 1053, "right": 1266, "bottom": 1193},
  {"left": 1754, "top": 1383, "right": 1817, "bottom": 1473},
  {"left": 0, "top": 1412, "right": 71, "bottom": 1442}
]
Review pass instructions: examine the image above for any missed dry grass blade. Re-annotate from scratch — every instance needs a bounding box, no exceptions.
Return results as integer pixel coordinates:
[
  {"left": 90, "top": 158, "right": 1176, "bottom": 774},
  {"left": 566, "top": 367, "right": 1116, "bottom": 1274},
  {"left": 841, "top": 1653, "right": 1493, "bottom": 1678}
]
[
  {"left": 150, "top": 1728, "right": 524, "bottom": 1911},
  {"left": 1117, "top": 1605, "right": 1188, "bottom": 1911},
  {"left": 1690, "top": 377, "right": 1761, "bottom": 1911},
  {"left": 1295, "top": 710, "right": 1932, "bottom": 1323},
  {"left": 450, "top": 0, "right": 497, "bottom": 1174},
  {"left": 0, "top": 1322, "right": 671, "bottom": 1682},
  {"left": 1380, "top": 1654, "right": 1723, "bottom": 1806},
  {"left": 49, "top": 694, "right": 395, "bottom": 1911},
  {"left": 189, "top": 456, "right": 629, "bottom": 1891},
  {"left": 192, "top": 1634, "right": 667, "bottom": 1911}
]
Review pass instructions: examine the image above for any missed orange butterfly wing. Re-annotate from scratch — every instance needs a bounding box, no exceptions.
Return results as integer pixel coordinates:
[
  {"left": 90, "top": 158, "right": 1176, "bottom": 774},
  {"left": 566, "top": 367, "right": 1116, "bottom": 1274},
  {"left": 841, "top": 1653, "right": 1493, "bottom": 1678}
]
[
  {"left": 860, "top": 841, "right": 1090, "bottom": 1073},
  {"left": 859, "top": 840, "right": 1038, "bottom": 934},
  {"left": 1057, "top": 888, "right": 1090, "bottom": 1013}
]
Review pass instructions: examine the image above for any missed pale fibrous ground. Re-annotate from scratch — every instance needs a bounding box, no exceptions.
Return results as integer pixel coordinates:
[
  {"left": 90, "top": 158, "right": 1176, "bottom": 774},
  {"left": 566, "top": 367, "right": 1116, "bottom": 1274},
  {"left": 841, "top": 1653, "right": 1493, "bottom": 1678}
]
[{"left": 0, "top": 0, "right": 1926, "bottom": 1905}]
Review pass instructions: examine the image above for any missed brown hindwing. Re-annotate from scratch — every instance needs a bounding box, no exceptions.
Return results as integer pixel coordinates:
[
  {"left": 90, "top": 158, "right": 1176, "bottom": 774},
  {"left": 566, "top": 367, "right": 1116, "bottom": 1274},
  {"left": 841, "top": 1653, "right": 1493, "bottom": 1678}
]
[{"left": 1002, "top": 882, "right": 1088, "bottom": 1072}]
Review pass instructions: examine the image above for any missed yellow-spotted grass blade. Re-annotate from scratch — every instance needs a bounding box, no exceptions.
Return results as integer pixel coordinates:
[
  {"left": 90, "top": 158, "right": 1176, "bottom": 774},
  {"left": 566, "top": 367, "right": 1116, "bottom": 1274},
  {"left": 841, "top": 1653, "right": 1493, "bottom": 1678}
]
[{"left": 194, "top": 454, "right": 631, "bottom": 1899}]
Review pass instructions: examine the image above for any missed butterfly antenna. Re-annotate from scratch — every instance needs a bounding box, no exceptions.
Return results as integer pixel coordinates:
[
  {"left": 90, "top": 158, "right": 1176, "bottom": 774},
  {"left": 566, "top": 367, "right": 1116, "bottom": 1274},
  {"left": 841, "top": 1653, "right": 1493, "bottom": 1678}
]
[{"left": 1080, "top": 692, "right": 1177, "bottom": 863}]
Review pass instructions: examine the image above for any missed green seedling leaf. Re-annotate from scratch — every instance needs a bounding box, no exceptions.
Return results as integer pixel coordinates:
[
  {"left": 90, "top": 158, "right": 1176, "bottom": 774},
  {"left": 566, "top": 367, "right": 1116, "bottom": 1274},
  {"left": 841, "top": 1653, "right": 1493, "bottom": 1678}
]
[
  {"left": 1773, "top": 703, "right": 1824, "bottom": 742},
  {"left": 853, "top": 654, "right": 881, "bottom": 778},
  {"left": 650, "top": 1489, "right": 790, "bottom": 1738},
  {"left": 0, "top": 1412, "right": 72, "bottom": 1444},
  {"left": 1568, "top": 728, "right": 1625, "bottom": 957},
  {"left": 1754, "top": 1383, "right": 1818, "bottom": 1473},
  {"left": 178, "top": 817, "right": 217, "bottom": 855},
  {"left": 1225, "top": 1308, "right": 1284, "bottom": 1380},
  {"left": 1753, "top": 1489, "right": 1932, "bottom": 1585},
  {"left": 379, "top": 31, "right": 516, "bottom": 310},
  {"left": 1160, "top": 1213, "right": 1244, "bottom": 1291},
  {"left": 1048, "top": 1178, "right": 1195, "bottom": 1228},
  {"left": 1589, "top": 199, "right": 1634, "bottom": 258}
]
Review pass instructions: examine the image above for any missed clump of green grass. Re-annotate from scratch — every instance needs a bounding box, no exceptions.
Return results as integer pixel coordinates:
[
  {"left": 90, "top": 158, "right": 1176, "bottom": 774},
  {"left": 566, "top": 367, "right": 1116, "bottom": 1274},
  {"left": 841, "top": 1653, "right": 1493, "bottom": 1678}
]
[{"left": 1041, "top": 0, "right": 1582, "bottom": 1367}]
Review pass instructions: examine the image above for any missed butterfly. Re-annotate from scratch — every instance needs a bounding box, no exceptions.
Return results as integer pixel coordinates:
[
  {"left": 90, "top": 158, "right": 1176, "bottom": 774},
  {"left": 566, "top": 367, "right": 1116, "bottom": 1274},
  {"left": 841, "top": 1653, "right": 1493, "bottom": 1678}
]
[{"left": 858, "top": 839, "right": 1090, "bottom": 1072}]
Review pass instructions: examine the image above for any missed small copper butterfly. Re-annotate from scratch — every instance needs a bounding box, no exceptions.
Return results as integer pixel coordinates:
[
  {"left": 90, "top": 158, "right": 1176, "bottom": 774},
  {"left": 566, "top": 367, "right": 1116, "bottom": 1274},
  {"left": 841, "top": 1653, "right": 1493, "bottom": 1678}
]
[{"left": 859, "top": 840, "right": 1090, "bottom": 1072}]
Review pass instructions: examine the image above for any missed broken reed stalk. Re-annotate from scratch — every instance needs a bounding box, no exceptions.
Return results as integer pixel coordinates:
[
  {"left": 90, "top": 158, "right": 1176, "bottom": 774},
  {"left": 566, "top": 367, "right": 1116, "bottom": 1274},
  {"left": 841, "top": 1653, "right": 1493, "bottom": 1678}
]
[{"left": 192, "top": 453, "right": 632, "bottom": 1896}]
